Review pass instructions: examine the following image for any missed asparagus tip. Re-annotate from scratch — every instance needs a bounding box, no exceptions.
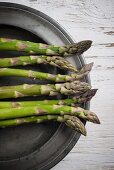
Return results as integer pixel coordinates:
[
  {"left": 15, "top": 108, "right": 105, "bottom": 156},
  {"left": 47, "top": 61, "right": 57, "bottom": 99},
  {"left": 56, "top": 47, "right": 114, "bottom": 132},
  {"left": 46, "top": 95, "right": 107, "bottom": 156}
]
[
  {"left": 81, "top": 40, "right": 92, "bottom": 49},
  {"left": 79, "top": 40, "right": 92, "bottom": 54},
  {"left": 82, "top": 89, "right": 98, "bottom": 102},
  {"left": 80, "top": 62, "right": 94, "bottom": 74},
  {"left": 65, "top": 116, "right": 87, "bottom": 136},
  {"left": 73, "top": 40, "right": 92, "bottom": 55},
  {"left": 72, "top": 89, "right": 97, "bottom": 103},
  {"left": 86, "top": 111, "right": 100, "bottom": 124},
  {"left": 94, "top": 114, "right": 101, "bottom": 124}
]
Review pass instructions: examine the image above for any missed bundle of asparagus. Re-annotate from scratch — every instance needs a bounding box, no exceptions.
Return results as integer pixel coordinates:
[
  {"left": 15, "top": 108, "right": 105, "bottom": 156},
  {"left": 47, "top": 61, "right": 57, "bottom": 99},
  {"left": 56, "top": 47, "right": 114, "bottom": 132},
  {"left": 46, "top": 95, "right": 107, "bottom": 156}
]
[{"left": 0, "top": 37, "right": 100, "bottom": 136}]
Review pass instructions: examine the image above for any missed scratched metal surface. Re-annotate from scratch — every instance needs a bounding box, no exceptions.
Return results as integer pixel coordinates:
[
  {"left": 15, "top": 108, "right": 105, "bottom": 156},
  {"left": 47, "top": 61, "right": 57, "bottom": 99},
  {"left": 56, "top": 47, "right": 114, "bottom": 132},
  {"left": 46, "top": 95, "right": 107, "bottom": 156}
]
[{"left": 1, "top": 0, "right": 114, "bottom": 170}]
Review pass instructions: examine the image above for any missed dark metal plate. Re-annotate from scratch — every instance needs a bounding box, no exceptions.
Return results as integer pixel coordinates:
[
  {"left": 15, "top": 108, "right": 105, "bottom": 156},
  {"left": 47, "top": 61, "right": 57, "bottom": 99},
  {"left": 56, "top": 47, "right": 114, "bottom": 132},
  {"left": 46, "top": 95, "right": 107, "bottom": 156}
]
[{"left": 0, "top": 2, "right": 90, "bottom": 170}]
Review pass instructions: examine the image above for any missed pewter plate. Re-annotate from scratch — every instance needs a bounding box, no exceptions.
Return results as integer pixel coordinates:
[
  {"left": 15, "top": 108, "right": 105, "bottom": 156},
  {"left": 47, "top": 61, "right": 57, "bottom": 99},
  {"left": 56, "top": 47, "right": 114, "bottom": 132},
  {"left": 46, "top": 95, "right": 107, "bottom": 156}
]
[{"left": 0, "top": 2, "right": 90, "bottom": 170}]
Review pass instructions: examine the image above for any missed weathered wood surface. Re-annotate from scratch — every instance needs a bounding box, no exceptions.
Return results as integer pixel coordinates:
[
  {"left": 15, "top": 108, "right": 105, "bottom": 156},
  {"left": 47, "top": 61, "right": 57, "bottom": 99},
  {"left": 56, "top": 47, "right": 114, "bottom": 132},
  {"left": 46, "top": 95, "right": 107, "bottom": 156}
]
[{"left": 1, "top": 0, "right": 114, "bottom": 169}]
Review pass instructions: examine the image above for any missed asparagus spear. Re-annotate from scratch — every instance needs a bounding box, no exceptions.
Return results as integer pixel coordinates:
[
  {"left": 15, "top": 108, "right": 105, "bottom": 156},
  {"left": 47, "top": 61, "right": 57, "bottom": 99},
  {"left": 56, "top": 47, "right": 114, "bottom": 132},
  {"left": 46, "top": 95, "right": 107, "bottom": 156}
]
[
  {"left": 0, "top": 89, "right": 97, "bottom": 109},
  {"left": 0, "top": 115, "right": 87, "bottom": 136},
  {"left": 0, "top": 38, "right": 92, "bottom": 56},
  {"left": 0, "top": 81, "right": 91, "bottom": 99},
  {"left": 0, "top": 55, "right": 78, "bottom": 72},
  {"left": 0, "top": 63, "right": 93, "bottom": 82},
  {"left": 0, "top": 104, "right": 100, "bottom": 124}
]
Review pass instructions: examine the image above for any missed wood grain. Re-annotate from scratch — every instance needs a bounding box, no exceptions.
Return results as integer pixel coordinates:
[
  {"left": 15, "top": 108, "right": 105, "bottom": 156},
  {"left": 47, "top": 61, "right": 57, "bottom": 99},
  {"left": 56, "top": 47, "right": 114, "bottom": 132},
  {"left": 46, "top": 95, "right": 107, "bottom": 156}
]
[{"left": 1, "top": 0, "right": 114, "bottom": 169}]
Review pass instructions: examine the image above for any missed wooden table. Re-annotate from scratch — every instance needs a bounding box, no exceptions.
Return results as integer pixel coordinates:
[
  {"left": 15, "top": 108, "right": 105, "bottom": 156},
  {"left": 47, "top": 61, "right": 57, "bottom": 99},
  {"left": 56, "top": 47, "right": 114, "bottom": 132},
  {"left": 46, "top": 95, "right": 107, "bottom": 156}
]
[{"left": 2, "top": 0, "right": 114, "bottom": 169}]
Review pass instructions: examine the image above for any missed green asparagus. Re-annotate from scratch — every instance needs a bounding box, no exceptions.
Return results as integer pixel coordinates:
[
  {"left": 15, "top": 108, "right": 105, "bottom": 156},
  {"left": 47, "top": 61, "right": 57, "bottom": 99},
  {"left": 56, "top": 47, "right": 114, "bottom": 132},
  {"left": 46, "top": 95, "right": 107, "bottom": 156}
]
[
  {"left": 0, "top": 115, "right": 87, "bottom": 136},
  {"left": 0, "top": 81, "right": 91, "bottom": 99},
  {"left": 0, "top": 55, "right": 78, "bottom": 72},
  {"left": 0, "top": 38, "right": 92, "bottom": 56},
  {"left": 0, "top": 104, "right": 100, "bottom": 124},
  {"left": 0, "top": 63, "right": 93, "bottom": 82}
]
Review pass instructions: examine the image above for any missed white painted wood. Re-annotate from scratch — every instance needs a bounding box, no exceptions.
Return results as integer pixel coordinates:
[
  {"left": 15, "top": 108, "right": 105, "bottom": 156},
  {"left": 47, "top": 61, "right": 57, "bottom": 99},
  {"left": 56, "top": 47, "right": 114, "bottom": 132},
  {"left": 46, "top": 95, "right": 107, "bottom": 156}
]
[{"left": 1, "top": 0, "right": 114, "bottom": 169}]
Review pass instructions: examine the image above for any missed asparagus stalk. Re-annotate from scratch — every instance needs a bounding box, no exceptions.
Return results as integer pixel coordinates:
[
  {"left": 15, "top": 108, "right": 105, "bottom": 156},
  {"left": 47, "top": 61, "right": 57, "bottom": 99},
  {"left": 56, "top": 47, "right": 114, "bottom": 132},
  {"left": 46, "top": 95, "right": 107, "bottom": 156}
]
[
  {"left": 0, "top": 55, "right": 78, "bottom": 72},
  {"left": 0, "top": 63, "right": 93, "bottom": 82},
  {"left": 0, "top": 38, "right": 92, "bottom": 56},
  {"left": 0, "top": 81, "right": 91, "bottom": 99},
  {"left": 0, "top": 104, "right": 100, "bottom": 124},
  {"left": 0, "top": 89, "right": 97, "bottom": 109},
  {"left": 0, "top": 115, "right": 87, "bottom": 136}
]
